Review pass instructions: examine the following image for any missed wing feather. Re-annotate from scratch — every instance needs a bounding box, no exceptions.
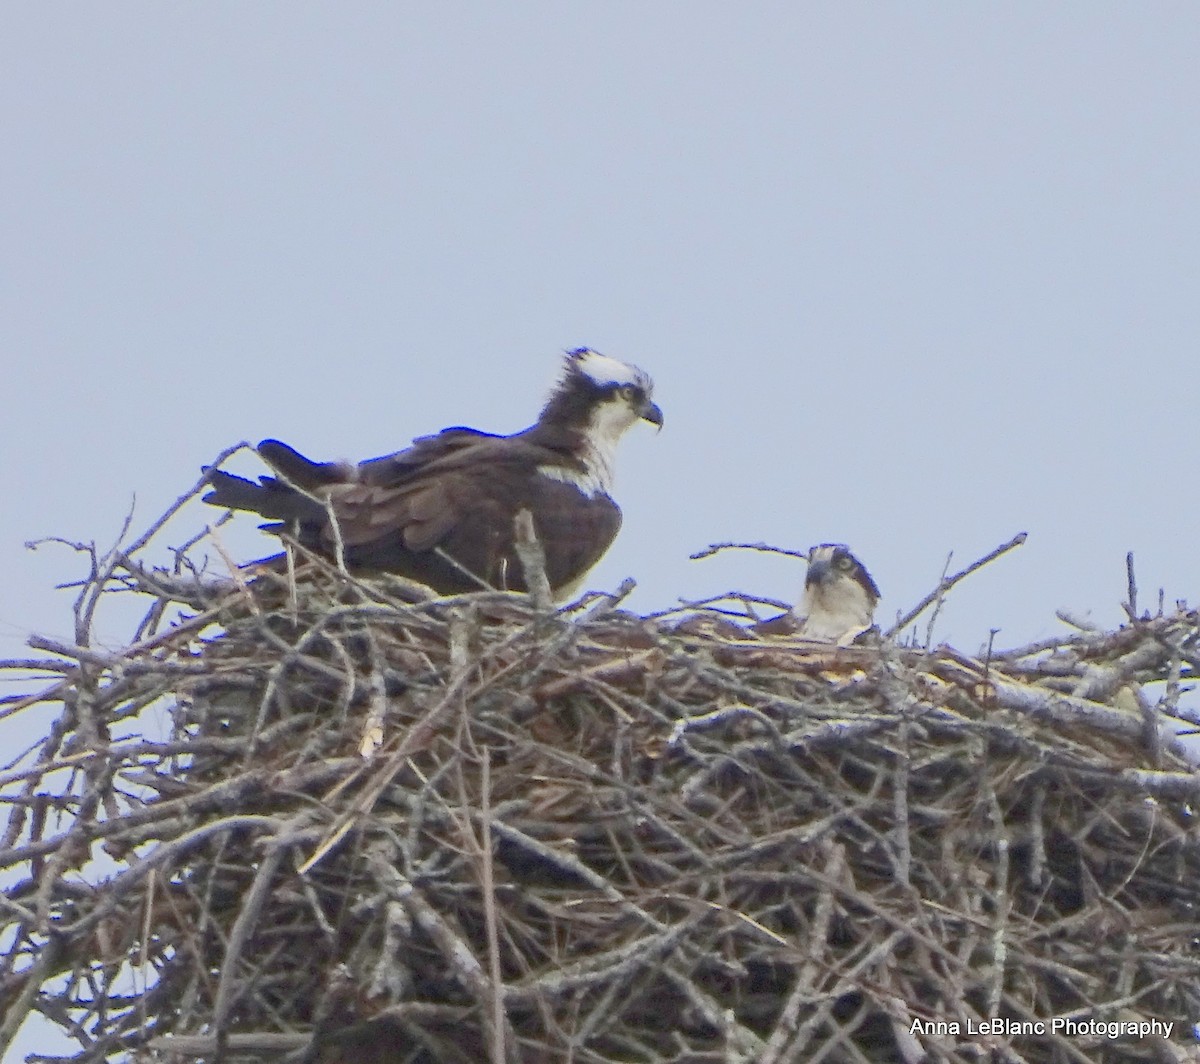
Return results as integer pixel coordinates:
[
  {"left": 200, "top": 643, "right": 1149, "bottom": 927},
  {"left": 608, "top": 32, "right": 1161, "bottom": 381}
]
[{"left": 209, "top": 425, "right": 611, "bottom": 595}]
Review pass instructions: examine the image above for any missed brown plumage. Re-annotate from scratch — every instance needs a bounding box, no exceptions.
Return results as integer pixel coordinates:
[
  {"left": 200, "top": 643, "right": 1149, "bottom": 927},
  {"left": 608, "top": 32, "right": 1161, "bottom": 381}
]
[{"left": 203, "top": 349, "right": 662, "bottom": 597}]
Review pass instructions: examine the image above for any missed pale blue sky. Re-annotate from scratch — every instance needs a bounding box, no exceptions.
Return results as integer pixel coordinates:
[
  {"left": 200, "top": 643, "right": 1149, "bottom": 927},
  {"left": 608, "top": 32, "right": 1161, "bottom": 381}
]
[{"left": 3, "top": 5, "right": 1200, "bottom": 1057}]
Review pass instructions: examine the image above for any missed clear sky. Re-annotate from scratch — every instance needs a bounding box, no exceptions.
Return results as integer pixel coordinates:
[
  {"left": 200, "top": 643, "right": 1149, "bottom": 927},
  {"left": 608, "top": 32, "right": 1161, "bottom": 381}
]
[{"left": 3, "top": 4, "right": 1199, "bottom": 1057}]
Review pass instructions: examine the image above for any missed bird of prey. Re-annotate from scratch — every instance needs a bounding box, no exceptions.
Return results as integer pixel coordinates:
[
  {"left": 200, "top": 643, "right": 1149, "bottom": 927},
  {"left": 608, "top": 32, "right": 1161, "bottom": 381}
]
[
  {"left": 203, "top": 348, "right": 662, "bottom": 599},
  {"left": 795, "top": 543, "right": 880, "bottom": 644}
]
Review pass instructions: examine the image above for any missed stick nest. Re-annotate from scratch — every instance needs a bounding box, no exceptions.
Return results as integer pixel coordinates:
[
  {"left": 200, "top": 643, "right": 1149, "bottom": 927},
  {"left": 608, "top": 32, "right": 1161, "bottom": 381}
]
[{"left": 4, "top": 544, "right": 1200, "bottom": 1064}]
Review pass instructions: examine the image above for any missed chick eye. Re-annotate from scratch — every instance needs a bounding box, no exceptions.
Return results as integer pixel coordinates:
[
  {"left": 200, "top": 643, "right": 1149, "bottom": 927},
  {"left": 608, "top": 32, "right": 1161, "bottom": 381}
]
[
  {"left": 836, "top": 556, "right": 853, "bottom": 570},
  {"left": 618, "top": 384, "right": 639, "bottom": 402}
]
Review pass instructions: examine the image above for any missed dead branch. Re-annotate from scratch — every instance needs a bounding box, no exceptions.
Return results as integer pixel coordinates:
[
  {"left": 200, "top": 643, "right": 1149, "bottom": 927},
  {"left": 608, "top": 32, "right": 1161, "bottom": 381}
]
[
  {"left": 887, "top": 531, "right": 1029, "bottom": 638},
  {"left": 689, "top": 540, "right": 810, "bottom": 561}
]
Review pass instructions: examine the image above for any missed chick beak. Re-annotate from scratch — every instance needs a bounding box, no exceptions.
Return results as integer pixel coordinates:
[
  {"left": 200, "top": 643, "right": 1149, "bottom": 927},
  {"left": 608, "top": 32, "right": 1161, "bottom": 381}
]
[{"left": 805, "top": 559, "right": 832, "bottom": 588}]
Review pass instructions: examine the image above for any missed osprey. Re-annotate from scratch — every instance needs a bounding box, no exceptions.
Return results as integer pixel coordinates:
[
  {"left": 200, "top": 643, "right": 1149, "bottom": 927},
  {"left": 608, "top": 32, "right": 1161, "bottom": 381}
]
[
  {"left": 203, "top": 349, "right": 662, "bottom": 599},
  {"left": 796, "top": 543, "right": 880, "bottom": 644}
]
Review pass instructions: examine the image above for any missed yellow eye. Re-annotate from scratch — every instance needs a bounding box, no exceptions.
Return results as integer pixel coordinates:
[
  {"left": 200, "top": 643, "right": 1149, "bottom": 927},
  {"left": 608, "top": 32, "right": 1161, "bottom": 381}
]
[
  {"left": 618, "top": 384, "right": 638, "bottom": 402},
  {"left": 836, "top": 555, "right": 853, "bottom": 570}
]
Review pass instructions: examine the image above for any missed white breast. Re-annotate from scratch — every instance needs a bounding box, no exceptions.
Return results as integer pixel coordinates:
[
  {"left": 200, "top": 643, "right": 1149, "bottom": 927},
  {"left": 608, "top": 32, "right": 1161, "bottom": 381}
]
[
  {"left": 537, "top": 463, "right": 609, "bottom": 498},
  {"left": 798, "top": 580, "right": 875, "bottom": 644}
]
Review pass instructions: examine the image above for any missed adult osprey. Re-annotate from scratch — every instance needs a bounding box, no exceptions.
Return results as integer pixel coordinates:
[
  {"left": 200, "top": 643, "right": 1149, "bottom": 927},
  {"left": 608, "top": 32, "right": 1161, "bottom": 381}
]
[
  {"left": 203, "top": 349, "right": 661, "bottom": 599},
  {"left": 795, "top": 543, "right": 880, "bottom": 643}
]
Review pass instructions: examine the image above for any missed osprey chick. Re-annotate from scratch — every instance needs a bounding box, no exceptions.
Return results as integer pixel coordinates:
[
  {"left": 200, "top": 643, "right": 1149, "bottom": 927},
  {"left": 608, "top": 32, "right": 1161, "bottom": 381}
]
[
  {"left": 203, "top": 348, "right": 661, "bottom": 598},
  {"left": 796, "top": 544, "right": 880, "bottom": 644}
]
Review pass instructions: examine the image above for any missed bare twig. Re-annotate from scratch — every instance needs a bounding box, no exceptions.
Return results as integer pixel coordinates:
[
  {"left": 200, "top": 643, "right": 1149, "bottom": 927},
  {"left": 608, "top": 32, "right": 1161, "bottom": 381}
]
[
  {"left": 1125, "top": 550, "right": 1139, "bottom": 620},
  {"left": 886, "top": 531, "right": 1028, "bottom": 637},
  {"left": 689, "top": 540, "right": 810, "bottom": 561},
  {"left": 513, "top": 508, "right": 553, "bottom": 610}
]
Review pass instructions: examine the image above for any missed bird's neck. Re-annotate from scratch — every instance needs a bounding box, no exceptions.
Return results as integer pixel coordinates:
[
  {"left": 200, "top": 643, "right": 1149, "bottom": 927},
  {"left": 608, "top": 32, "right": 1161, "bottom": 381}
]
[{"left": 528, "top": 417, "right": 622, "bottom": 498}]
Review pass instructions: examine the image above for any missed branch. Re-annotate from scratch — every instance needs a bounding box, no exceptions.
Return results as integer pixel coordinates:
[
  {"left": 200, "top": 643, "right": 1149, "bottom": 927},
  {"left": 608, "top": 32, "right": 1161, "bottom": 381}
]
[
  {"left": 513, "top": 509, "right": 552, "bottom": 610},
  {"left": 689, "top": 541, "right": 809, "bottom": 562},
  {"left": 886, "top": 532, "right": 1028, "bottom": 638}
]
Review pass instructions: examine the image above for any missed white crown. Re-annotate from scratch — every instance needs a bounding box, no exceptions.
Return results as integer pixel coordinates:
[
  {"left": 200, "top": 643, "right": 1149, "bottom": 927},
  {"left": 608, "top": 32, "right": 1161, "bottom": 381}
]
[{"left": 571, "top": 348, "right": 650, "bottom": 391}]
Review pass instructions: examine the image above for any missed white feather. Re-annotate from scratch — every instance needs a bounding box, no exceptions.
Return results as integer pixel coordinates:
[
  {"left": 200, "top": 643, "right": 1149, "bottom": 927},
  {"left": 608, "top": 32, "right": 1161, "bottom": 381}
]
[
  {"left": 573, "top": 349, "right": 649, "bottom": 390},
  {"left": 537, "top": 463, "right": 608, "bottom": 497},
  {"left": 538, "top": 387, "right": 644, "bottom": 497}
]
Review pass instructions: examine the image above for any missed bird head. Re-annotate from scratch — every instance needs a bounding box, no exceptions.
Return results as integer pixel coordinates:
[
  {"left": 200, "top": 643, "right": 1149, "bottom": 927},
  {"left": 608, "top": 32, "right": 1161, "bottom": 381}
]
[
  {"left": 799, "top": 543, "right": 881, "bottom": 642},
  {"left": 544, "top": 348, "right": 663, "bottom": 438}
]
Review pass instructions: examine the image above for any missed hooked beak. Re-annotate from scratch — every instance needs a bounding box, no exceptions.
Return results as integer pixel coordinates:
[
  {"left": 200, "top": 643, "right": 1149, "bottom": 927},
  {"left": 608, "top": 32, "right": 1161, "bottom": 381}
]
[
  {"left": 640, "top": 399, "right": 664, "bottom": 430},
  {"left": 805, "top": 559, "right": 832, "bottom": 588}
]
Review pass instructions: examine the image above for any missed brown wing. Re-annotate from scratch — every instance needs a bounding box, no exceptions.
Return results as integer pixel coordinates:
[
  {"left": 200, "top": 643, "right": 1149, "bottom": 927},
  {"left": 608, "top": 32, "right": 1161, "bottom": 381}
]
[
  {"left": 319, "top": 444, "right": 618, "bottom": 595},
  {"left": 355, "top": 428, "right": 509, "bottom": 487},
  {"left": 242, "top": 430, "right": 612, "bottom": 594},
  {"left": 328, "top": 477, "right": 462, "bottom": 552},
  {"left": 329, "top": 435, "right": 577, "bottom": 544}
]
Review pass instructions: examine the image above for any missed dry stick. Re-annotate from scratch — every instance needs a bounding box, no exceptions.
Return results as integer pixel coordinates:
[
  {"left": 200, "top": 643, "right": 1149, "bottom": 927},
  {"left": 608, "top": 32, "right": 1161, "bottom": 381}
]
[
  {"left": 505, "top": 922, "right": 693, "bottom": 1001},
  {"left": 647, "top": 590, "right": 793, "bottom": 618},
  {"left": 133, "top": 441, "right": 250, "bottom": 558},
  {"left": 453, "top": 699, "right": 509, "bottom": 1064},
  {"left": 169, "top": 507, "right": 235, "bottom": 565},
  {"left": 885, "top": 531, "right": 1028, "bottom": 638},
  {"left": 1160, "top": 635, "right": 1187, "bottom": 734},
  {"left": 920, "top": 549, "right": 955, "bottom": 648},
  {"left": 211, "top": 840, "right": 289, "bottom": 1048},
  {"left": 479, "top": 748, "right": 506, "bottom": 1064},
  {"left": 759, "top": 841, "right": 845, "bottom": 1064},
  {"left": 24, "top": 637, "right": 119, "bottom": 668},
  {"left": 297, "top": 599, "right": 561, "bottom": 873},
  {"left": 689, "top": 540, "right": 810, "bottom": 561},
  {"left": 1131, "top": 681, "right": 1164, "bottom": 767},
  {"left": 429, "top": 545, "right": 499, "bottom": 593},
  {"left": 983, "top": 779, "right": 1011, "bottom": 1018},
  {"left": 0, "top": 657, "right": 79, "bottom": 674},
  {"left": 513, "top": 509, "right": 553, "bottom": 610},
  {"left": 1125, "top": 550, "right": 1139, "bottom": 620},
  {"left": 891, "top": 721, "right": 912, "bottom": 890},
  {"left": 379, "top": 859, "right": 495, "bottom": 1009},
  {"left": 774, "top": 928, "right": 910, "bottom": 1062},
  {"left": 51, "top": 815, "right": 287, "bottom": 946},
  {"left": 0, "top": 936, "right": 63, "bottom": 1059},
  {"left": 39, "top": 443, "right": 241, "bottom": 679},
  {"left": 570, "top": 576, "right": 638, "bottom": 622},
  {"left": 137, "top": 869, "right": 156, "bottom": 1041},
  {"left": 320, "top": 494, "right": 348, "bottom": 574},
  {"left": 75, "top": 507, "right": 135, "bottom": 646},
  {"left": 297, "top": 660, "right": 478, "bottom": 873},
  {"left": 358, "top": 628, "right": 388, "bottom": 757},
  {"left": 147, "top": 1032, "right": 309, "bottom": 1054},
  {"left": 1056, "top": 607, "right": 1102, "bottom": 632}
]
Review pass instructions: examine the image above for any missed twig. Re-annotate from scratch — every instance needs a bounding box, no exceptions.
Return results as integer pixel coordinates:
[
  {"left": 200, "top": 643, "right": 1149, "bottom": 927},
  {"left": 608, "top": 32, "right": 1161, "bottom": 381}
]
[
  {"left": 886, "top": 531, "right": 1028, "bottom": 637},
  {"left": 689, "top": 540, "right": 809, "bottom": 561},
  {"left": 129, "top": 441, "right": 250, "bottom": 558},
  {"left": 922, "top": 549, "right": 954, "bottom": 648},
  {"left": 760, "top": 841, "right": 845, "bottom": 1064},
  {"left": 1125, "top": 550, "right": 1139, "bottom": 620},
  {"left": 210, "top": 840, "right": 289, "bottom": 1041},
  {"left": 513, "top": 509, "right": 552, "bottom": 610},
  {"left": 479, "top": 747, "right": 505, "bottom": 1064}
]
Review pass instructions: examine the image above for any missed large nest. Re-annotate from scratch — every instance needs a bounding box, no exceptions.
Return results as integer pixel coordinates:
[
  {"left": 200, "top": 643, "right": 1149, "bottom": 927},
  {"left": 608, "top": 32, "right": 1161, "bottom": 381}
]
[{"left": 3, "top": 512, "right": 1200, "bottom": 1064}]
